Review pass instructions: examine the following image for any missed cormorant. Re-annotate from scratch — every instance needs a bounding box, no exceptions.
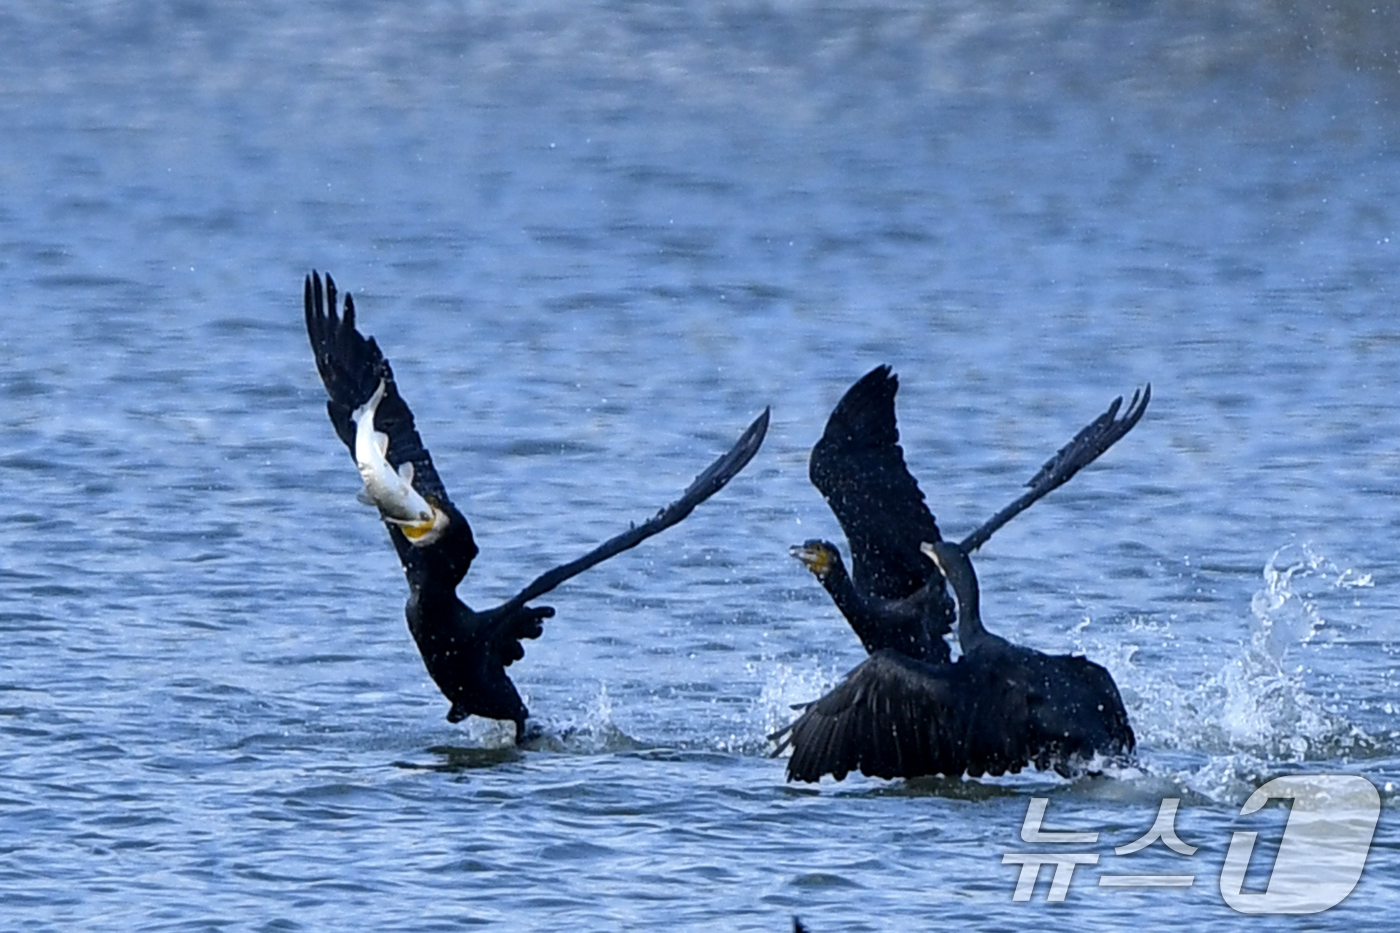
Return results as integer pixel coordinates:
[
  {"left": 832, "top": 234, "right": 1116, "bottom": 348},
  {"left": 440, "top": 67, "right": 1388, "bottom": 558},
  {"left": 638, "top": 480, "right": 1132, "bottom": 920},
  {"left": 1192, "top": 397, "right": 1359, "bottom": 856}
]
[
  {"left": 792, "top": 365, "right": 1149, "bottom": 663},
  {"left": 303, "top": 272, "right": 769, "bottom": 742},
  {"left": 773, "top": 539, "right": 1135, "bottom": 782}
]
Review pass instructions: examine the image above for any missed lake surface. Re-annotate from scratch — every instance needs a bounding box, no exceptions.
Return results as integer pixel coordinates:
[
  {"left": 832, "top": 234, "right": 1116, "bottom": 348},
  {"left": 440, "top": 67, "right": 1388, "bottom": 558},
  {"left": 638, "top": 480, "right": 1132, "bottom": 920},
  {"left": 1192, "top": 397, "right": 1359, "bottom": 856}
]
[{"left": 4, "top": 1, "right": 1400, "bottom": 929}]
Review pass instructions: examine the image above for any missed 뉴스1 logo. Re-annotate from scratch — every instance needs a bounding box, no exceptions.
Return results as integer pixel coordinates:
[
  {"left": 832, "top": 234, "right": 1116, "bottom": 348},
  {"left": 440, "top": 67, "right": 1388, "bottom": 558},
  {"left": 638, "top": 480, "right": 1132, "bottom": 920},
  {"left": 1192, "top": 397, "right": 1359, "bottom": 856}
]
[
  {"left": 1003, "top": 773, "right": 1380, "bottom": 914},
  {"left": 1220, "top": 774, "right": 1380, "bottom": 913}
]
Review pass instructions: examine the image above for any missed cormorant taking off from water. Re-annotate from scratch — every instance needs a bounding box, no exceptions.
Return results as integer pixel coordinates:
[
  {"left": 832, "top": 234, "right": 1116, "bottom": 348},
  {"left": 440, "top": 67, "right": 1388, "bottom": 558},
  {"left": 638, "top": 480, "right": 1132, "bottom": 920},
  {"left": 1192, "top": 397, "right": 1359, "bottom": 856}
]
[
  {"left": 792, "top": 366, "right": 1148, "bottom": 663},
  {"left": 304, "top": 272, "right": 769, "bottom": 742},
  {"left": 773, "top": 539, "right": 1135, "bottom": 781}
]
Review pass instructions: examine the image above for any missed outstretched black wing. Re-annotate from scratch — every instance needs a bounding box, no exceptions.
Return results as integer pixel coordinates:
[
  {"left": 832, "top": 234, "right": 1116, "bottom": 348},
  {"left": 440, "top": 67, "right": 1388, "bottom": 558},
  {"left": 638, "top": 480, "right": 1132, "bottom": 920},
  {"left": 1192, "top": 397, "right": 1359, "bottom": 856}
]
[
  {"left": 809, "top": 366, "right": 943, "bottom": 602},
  {"left": 1013, "top": 653, "right": 1136, "bottom": 774},
  {"left": 770, "top": 647, "right": 1134, "bottom": 782},
  {"left": 958, "top": 385, "right": 1150, "bottom": 553},
  {"left": 304, "top": 272, "right": 478, "bottom": 573},
  {"left": 493, "top": 407, "right": 770, "bottom": 616},
  {"left": 771, "top": 649, "right": 968, "bottom": 782}
]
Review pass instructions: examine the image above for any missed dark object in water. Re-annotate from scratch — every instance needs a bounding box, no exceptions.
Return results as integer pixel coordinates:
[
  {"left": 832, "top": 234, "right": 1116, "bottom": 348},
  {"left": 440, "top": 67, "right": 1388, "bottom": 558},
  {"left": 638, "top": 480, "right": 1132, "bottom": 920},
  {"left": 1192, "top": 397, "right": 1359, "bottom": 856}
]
[
  {"left": 774, "top": 539, "right": 1135, "bottom": 782},
  {"left": 792, "top": 365, "right": 1148, "bottom": 664},
  {"left": 304, "top": 271, "right": 768, "bottom": 742}
]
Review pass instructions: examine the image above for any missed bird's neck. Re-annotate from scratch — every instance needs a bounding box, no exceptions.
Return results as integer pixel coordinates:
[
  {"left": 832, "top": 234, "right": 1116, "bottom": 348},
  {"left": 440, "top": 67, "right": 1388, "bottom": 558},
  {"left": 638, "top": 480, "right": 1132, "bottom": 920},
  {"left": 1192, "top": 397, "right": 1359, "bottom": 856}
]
[
  {"left": 955, "top": 600, "right": 989, "bottom": 651},
  {"left": 817, "top": 555, "right": 863, "bottom": 617},
  {"left": 944, "top": 560, "right": 990, "bottom": 651}
]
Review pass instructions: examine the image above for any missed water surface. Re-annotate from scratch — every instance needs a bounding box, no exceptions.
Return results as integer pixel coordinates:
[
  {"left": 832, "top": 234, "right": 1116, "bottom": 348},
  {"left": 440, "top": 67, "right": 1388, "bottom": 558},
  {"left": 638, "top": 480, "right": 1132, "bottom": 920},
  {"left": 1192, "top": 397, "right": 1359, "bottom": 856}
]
[{"left": 4, "top": 2, "right": 1400, "bottom": 930}]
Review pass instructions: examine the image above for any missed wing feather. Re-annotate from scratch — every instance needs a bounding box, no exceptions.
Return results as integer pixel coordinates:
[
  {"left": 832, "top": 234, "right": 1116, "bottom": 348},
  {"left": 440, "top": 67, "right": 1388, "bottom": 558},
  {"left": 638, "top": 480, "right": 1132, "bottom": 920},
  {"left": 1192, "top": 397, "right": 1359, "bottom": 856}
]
[
  {"left": 776, "top": 650, "right": 966, "bottom": 782},
  {"left": 959, "top": 386, "right": 1150, "bottom": 553},
  {"left": 493, "top": 408, "right": 769, "bottom": 615},
  {"left": 304, "top": 272, "right": 454, "bottom": 506},
  {"left": 304, "top": 272, "right": 478, "bottom": 577},
  {"left": 809, "top": 366, "right": 943, "bottom": 601}
]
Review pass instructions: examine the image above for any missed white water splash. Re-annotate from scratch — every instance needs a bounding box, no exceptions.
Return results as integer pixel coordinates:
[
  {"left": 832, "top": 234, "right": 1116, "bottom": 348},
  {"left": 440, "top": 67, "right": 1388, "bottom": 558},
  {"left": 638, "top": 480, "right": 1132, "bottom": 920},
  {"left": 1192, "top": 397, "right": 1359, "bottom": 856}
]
[
  {"left": 545, "top": 681, "right": 646, "bottom": 754},
  {"left": 752, "top": 657, "right": 843, "bottom": 753},
  {"left": 1252, "top": 541, "right": 1372, "bottom": 657},
  {"left": 1083, "top": 543, "right": 1378, "bottom": 803}
]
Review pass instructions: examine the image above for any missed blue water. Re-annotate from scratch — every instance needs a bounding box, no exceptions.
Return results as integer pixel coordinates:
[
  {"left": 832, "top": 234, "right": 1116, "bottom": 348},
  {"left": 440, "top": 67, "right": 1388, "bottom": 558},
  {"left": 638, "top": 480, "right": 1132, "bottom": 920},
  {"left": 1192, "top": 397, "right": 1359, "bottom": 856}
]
[{"left": 4, "top": 1, "right": 1400, "bottom": 929}]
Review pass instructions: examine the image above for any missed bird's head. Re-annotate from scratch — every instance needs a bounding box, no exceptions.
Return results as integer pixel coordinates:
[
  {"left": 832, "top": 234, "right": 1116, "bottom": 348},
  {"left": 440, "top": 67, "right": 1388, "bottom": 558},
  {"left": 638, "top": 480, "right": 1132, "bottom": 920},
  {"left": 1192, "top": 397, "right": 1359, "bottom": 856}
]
[
  {"left": 919, "top": 538, "right": 962, "bottom": 578},
  {"left": 789, "top": 539, "right": 841, "bottom": 579},
  {"left": 398, "top": 501, "right": 451, "bottom": 547}
]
